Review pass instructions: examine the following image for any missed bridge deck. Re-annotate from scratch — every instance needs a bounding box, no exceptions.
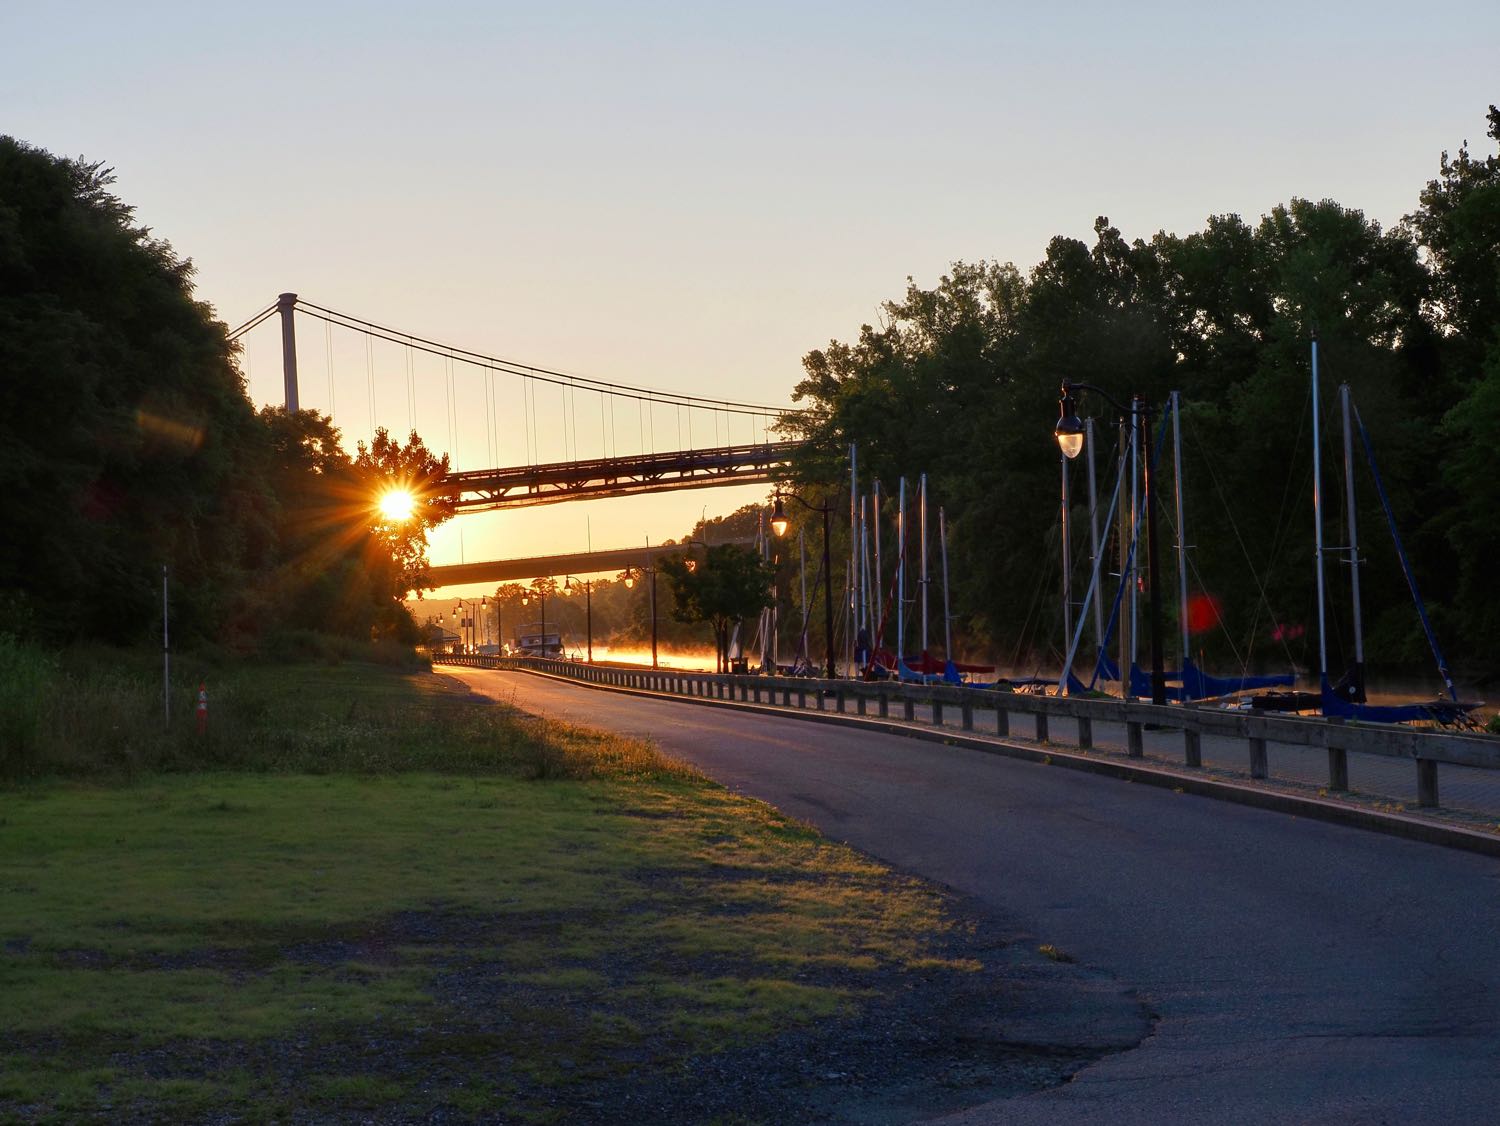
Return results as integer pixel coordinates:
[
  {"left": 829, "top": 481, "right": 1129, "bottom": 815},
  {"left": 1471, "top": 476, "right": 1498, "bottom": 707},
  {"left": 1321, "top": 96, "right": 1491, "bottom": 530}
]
[{"left": 442, "top": 441, "right": 801, "bottom": 511}]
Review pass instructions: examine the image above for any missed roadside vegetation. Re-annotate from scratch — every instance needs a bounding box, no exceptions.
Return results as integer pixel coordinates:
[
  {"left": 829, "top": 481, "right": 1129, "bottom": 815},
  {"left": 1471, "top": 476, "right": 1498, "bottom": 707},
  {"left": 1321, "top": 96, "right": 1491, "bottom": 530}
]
[{"left": 0, "top": 645, "right": 1097, "bottom": 1121}]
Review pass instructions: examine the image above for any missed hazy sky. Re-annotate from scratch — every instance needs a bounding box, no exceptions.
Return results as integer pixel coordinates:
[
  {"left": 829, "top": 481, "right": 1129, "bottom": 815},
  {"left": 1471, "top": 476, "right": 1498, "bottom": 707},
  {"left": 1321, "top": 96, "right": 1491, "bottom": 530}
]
[{"left": 6, "top": 1, "right": 1496, "bottom": 596}]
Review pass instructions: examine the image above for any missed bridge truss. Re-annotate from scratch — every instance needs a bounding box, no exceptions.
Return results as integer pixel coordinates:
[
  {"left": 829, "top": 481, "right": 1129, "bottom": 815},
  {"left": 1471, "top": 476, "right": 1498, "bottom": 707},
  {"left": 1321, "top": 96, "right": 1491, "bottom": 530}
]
[{"left": 442, "top": 440, "right": 801, "bottom": 512}]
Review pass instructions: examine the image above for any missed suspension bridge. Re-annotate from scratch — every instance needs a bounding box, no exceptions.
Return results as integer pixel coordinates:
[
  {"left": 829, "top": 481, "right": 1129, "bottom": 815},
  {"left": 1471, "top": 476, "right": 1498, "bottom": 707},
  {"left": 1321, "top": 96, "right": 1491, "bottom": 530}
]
[{"left": 229, "top": 293, "right": 803, "bottom": 512}]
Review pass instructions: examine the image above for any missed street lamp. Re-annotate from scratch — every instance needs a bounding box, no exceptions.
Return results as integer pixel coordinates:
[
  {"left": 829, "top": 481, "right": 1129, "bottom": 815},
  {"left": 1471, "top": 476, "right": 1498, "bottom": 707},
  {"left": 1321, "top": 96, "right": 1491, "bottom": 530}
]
[
  {"left": 453, "top": 597, "right": 482, "bottom": 653},
  {"left": 563, "top": 576, "right": 593, "bottom": 662},
  {"left": 521, "top": 581, "right": 552, "bottom": 656},
  {"left": 1055, "top": 381, "right": 1166, "bottom": 706},
  {"left": 620, "top": 550, "right": 659, "bottom": 669},
  {"left": 771, "top": 492, "right": 836, "bottom": 680}
]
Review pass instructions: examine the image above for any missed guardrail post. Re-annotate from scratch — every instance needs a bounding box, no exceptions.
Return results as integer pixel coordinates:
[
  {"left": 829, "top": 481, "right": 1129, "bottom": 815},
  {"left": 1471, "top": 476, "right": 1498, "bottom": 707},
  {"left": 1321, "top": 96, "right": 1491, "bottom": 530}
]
[
  {"left": 996, "top": 707, "right": 1009, "bottom": 737},
  {"left": 1076, "top": 715, "right": 1092, "bottom": 750},
  {"left": 857, "top": 694, "right": 867, "bottom": 716},
  {"left": 932, "top": 699, "right": 944, "bottom": 726},
  {"left": 1035, "top": 710, "right": 1049, "bottom": 744},
  {"left": 783, "top": 687, "right": 792, "bottom": 706},
  {"left": 878, "top": 693, "right": 889, "bottom": 718},
  {"left": 798, "top": 689, "right": 807, "bottom": 708},
  {"left": 815, "top": 688, "right": 825, "bottom": 712},
  {"left": 1127, "top": 721, "right": 1144, "bottom": 758},
  {"left": 1417, "top": 759, "right": 1439, "bottom": 808},
  {"left": 903, "top": 698, "right": 915, "bottom": 722},
  {"left": 1248, "top": 736, "right": 1268, "bottom": 779},
  {"left": 961, "top": 700, "right": 973, "bottom": 731},
  {"left": 836, "top": 690, "right": 846, "bottom": 714},
  {"left": 1183, "top": 728, "right": 1201, "bottom": 768},
  {"left": 1327, "top": 747, "right": 1349, "bottom": 790}
]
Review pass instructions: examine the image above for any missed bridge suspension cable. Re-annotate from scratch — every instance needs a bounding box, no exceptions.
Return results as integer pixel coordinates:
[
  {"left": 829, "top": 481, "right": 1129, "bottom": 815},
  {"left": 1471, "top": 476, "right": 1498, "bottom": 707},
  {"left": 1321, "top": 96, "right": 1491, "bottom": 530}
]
[
  {"left": 288, "top": 298, "right": 791, "bottom": 418},
  {"left": 226, "top": 302, "right": 277, "bottom": 340}
]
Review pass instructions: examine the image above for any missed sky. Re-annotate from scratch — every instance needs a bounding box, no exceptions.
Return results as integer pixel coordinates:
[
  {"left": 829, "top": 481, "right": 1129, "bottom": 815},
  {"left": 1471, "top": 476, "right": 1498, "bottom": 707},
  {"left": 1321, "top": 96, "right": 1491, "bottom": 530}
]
[{"left": 5, "top": 0, "right": 1496, "bottom": 598}]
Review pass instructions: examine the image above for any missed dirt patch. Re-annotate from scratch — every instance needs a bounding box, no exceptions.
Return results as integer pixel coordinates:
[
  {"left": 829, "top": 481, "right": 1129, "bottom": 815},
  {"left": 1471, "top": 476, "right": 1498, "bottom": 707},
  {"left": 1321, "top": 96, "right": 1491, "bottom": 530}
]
[{"left": 3, "top": 893, "right": 1151, "bottom": 1124}]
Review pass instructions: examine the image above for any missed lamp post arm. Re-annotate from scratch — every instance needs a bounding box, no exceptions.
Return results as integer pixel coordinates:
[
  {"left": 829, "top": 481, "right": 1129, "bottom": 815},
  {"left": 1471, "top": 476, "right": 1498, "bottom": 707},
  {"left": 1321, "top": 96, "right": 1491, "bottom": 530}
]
[
  {"left": 781, "top": 492, "right": 833, "bottom": 516},
  {"left": 1062, "top": 380, "right": 1131, "bottom": 418}
]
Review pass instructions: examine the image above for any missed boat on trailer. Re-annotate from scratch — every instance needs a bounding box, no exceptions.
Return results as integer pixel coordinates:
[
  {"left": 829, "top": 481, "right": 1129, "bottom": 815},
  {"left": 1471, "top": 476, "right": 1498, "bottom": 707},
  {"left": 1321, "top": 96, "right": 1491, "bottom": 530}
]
[
  {"left": 1249, "top": 337, "right": 1479, "bottom": 728},
  {"left": 511, "top": 623, "right": 564, "bottom": 659}
]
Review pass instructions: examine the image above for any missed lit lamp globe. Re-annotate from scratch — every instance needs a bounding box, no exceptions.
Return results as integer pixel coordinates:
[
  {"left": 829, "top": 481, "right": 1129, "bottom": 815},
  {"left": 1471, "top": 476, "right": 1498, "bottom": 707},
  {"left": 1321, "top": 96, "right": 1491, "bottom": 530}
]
[
  {"left": 770, "top": 497, "right": 790, "bottom": 538},
  {"left": 1055, "top": 415, "right": 1086, "bottom": 460}
]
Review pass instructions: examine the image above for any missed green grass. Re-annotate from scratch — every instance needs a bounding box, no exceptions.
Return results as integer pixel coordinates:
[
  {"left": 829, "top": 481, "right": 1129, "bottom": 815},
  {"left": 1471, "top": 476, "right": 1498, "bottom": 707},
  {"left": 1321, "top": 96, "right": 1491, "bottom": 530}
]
[{"left": 0, "top": 656, "right": 978, "bottom": 1120}]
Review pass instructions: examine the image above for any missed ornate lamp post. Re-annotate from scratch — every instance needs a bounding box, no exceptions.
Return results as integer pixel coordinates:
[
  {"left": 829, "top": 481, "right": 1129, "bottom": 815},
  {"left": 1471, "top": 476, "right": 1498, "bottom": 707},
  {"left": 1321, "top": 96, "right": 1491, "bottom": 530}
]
[
  {"left": 453, "top": 597, "right": 483, "bottom": 653},
  {"left": 771, "top": 492, "right": 836, "bottom": 680},
  {"left": 620, "top": 560, "right": 657, "bottom": 669},
  {"left": 562, "top": 576, "right": 593, "bottom": 662},
  {"left": 521, "top": 581, "right": 552, "bottom": 656},
  {"left": 1055, "top": 381, "right": 1166, "bottom": 706}
]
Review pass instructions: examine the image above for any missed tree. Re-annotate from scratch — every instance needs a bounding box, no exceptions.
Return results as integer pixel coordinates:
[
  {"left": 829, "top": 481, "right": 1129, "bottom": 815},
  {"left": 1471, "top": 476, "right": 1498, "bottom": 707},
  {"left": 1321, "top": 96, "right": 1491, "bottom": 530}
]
[
  {"left": 1405, "top": 106, "right": 1500, "bottom": 368},
  {"left": 0, "top": 137, "right": 273, "bottom": 644},
  {"left": 658, "top": 545, "right": 775, "bottom": 673},
  {"left": 353, "top": 426, "right": 456, "bottom": 600}
]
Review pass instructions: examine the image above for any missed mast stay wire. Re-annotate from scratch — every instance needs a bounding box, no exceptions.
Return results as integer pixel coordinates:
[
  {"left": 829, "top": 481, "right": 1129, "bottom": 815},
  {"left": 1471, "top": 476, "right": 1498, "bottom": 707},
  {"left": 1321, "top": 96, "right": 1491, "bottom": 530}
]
[{"left": 1184, "top": 395, "right": 1308, "bottom": 670}]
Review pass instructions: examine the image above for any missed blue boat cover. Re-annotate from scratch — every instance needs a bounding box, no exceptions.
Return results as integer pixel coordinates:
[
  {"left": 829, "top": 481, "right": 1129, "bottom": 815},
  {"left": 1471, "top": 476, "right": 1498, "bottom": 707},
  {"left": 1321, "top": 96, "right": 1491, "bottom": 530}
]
[{"left": 1180, "top": 659, "right": 1294, "bottom": 701}]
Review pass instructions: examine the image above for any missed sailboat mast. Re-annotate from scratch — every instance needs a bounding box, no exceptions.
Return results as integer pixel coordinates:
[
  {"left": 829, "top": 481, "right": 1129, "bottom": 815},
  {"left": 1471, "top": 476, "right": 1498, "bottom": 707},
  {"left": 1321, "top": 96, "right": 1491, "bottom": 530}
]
[
  {"left": 940, "top": 506, "right": 952, "bottom": 658},
  {"left": 849, "top": 443, "right": 859, "bottom": 635},
  {"left": 861, "top": 495, "right": 873, "bottom": 634},
  {"left": 1060, "top": 444, "right": 1073, "bottom": 665},
  {"left": 1312, "top": 335, "right": 1329, "bottom": 687},
  {"left": 1340, "top": 382, "right": 1365, "bottom": 697},
  {"left": 799, "top": 529, "right": 808, "bottom": 662},
  {"left": 1171, "top": 391, "right": 1191, "bottom": 664},
  {"left": 1117, "top": 417, "right": 1130, "bottom": 695},
  {"left": 919, "top": 473, "right": 929, "bottom": 654},
  {"left": 870, "top": 479, "right": 876, "bottom": 641},
  {"left": 1086, "top": 416, "right": 1105, "bottom": 656},
  {"left": 1129, "top": 402, "right": 1141, "bottom": 675},
  {"left": 897, "top": 478, "right": 907, "bottom": 663}
]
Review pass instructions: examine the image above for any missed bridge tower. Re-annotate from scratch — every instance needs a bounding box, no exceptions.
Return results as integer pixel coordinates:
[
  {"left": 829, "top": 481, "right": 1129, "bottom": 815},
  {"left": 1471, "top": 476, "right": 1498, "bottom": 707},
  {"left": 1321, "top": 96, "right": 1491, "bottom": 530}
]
[{"left": 277, "top": 292, "right": 299, "bottom": 411}]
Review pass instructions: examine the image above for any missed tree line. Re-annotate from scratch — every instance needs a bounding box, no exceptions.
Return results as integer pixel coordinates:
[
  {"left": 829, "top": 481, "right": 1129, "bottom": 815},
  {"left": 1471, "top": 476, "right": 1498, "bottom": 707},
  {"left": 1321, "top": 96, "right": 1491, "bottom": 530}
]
[
  {"left": 7, "top": 107, "right": 1497, "bottom": 684},
  {"left": 780, "top": 107, "right": 1500, "bottom": 681},
  {"left": 0, "top": 138, "right": 452, "bottom": 651}
]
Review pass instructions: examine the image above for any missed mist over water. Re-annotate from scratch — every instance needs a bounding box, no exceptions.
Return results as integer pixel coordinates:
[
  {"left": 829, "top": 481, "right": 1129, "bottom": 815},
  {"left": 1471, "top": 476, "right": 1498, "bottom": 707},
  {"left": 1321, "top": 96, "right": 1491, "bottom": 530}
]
[{"left": 587, "top": 645, "right": 718, "bottom": 672}]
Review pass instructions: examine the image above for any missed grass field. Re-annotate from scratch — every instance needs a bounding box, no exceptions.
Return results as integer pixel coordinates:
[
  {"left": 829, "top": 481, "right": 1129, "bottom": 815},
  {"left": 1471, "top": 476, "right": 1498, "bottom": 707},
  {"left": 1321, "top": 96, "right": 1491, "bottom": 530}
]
[{"left": 0, "top": 656, "right": 1025, "bottom": 1122}]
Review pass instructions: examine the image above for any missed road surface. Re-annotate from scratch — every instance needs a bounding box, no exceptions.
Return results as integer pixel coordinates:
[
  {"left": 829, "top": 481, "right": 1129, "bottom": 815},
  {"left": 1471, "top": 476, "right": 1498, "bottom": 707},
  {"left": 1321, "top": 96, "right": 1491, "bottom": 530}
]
[{"left": 447, "top": 666, "right": 1500, "bottom": 1124}]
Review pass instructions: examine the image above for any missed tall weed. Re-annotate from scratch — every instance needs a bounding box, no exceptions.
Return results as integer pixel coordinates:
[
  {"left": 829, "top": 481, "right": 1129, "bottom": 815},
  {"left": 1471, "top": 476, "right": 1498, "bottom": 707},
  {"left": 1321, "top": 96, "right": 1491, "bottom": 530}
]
[
  {"left": 0, "top": 634, "right": 56, "bottom": 775},
  {"left": 3, "top": 645, "right": 678, "bottom": 784}
]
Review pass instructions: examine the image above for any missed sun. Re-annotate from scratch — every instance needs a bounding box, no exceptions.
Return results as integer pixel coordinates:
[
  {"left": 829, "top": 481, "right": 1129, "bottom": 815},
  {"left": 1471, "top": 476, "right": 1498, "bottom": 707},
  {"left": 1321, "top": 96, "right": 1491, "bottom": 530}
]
[{"left": 377, "top": 489, "right": 416, "bottom": 522}]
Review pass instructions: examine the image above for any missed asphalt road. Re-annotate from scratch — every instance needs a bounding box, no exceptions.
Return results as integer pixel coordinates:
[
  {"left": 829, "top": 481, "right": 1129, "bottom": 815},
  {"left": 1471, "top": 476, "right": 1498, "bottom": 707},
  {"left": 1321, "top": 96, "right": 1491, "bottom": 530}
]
[{"left": 448, "top": 667, "right": 1500, "bottom": 1124}]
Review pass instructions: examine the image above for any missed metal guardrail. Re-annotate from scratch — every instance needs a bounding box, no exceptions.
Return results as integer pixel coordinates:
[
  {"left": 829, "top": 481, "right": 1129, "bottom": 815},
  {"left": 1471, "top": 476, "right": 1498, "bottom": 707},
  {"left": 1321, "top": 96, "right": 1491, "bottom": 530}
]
[{"left": 436, "top": 655, "right": 1500, "bottom": 810}]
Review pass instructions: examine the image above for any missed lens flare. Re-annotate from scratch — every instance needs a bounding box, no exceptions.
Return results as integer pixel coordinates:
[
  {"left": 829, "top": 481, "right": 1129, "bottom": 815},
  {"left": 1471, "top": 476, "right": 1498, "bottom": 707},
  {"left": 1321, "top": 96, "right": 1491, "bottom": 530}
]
[{"left": 377, "top": 490, "right": 415, "bottom": 522}]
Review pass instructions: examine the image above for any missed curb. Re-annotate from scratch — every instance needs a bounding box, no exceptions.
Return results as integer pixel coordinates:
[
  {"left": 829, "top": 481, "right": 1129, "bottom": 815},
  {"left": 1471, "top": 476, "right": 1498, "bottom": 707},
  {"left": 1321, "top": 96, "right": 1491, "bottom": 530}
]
[{"left": 448, "top": 664, "right": 1500, "bottom": 860}]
